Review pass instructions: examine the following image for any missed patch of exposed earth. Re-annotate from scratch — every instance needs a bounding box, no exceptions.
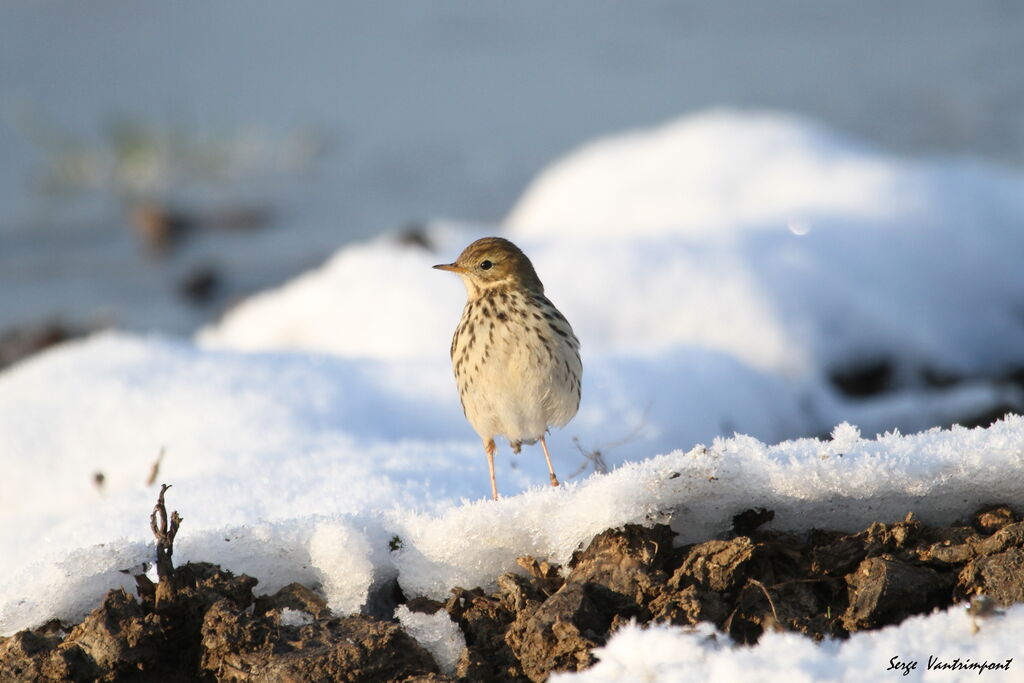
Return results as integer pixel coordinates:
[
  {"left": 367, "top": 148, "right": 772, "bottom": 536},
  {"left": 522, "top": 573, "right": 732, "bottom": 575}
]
[{"left": 3, "top": 504, "right": 1023, "bottom": 682}]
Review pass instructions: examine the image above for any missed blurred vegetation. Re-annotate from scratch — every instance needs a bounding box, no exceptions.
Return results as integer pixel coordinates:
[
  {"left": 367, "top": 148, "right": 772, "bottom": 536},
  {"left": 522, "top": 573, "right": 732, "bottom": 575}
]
[{"left": 10, "top": 104, "right": 326, "bottom": 202}]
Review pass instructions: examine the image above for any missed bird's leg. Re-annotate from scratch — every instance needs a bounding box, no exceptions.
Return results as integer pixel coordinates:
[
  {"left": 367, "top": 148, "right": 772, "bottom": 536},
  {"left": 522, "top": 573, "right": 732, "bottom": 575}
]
[
  {"left": 485, "top": 439, "right": 499, "bottom": 500},
  {"left": 539, "top": 435, "right": 560, "bottom": 487}
]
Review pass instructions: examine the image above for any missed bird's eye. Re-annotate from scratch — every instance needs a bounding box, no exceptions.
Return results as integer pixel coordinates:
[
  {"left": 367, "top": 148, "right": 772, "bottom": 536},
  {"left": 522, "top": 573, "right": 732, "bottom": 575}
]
[{"left": 479, "top": 260, "right": 493, "bottom": 270}]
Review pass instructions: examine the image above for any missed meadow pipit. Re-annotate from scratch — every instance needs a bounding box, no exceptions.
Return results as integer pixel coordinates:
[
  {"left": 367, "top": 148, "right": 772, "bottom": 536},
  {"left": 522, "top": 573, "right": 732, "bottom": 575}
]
[{"left": 434, "top": 237, "right": 582, "bottom": 500}]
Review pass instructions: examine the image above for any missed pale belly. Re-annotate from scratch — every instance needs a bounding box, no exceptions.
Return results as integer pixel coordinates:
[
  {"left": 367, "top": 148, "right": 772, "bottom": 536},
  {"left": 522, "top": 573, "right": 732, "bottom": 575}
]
[{"left": 452, "top": 301, "right": 581, "bottom": 445}]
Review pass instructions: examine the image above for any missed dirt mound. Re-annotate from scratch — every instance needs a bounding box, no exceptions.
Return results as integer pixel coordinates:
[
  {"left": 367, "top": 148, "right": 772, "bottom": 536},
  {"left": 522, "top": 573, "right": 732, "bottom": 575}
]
[
  {"left": 2, "top": 504, "right": 1022, "bottom": 682},
  {"left": 0, "top": 563, "right": 440, "bottom": 682},
  {"left": 433, "top": 505, "right": 1024, "bottom": 681}
]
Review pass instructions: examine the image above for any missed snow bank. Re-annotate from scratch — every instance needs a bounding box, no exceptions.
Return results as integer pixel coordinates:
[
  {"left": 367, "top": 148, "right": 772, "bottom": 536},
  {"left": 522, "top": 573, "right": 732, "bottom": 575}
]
[
  {"left": 2, "top": 328, "right": 1023, "bottom": 635},
  {"left": 0, "top": 327, "right": 802, "bottom": 635},
  {"left": 507, "top": 110, "right": 907, "bottom": 239},
  {"left": 0, "top": 332, "right": 822, "bottom": 545},
  {"left": 554, "top": 606, "right": 1022, "bottom": 682},
  {"left": 390, "top": 415, "right": 1024, "bottom": 601},
  {"left": 198, "top": 224, "right": 488, "bottom": 359},
  {"left": 205, "top": 110, "right": 1024, "bottom": 381}
]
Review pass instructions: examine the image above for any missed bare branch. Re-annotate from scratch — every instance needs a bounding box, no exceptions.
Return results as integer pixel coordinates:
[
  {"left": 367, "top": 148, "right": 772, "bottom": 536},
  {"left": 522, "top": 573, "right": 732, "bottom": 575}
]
[
  {"left": 567, "top": 404, "right": 652, "bottom": 480},
  {"left": 149, "top": 483, "right": 182, "bottom": 588}
]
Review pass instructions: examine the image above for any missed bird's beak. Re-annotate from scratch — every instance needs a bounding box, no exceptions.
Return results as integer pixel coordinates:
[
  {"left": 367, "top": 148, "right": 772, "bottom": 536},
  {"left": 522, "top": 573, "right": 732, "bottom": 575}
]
[{"left": 433, "top": 263, "right": 467, "bottom": 273}]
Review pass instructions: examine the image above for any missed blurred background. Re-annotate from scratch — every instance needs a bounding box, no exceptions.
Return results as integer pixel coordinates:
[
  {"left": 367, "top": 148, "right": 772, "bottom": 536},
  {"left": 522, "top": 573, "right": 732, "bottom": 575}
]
[{"left": 2, "top": 1, "right": 1023, "bottom": 364}]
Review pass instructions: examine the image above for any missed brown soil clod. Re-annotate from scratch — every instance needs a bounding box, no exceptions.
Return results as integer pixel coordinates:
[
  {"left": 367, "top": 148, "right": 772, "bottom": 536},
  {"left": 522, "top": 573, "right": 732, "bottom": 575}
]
[
  {"left": 567, "top": 523, "right": 675, "bottom": 614},
  {"left": 842, "top": 557, "right": 952, "bottom": 631},
  {"left": 445, "top": 585, "right": 522, "bottom": 681},
  {"left": 200, "top": 599, "right": 440, "bottom": 682},
  {"left": 732, "top": 507, "right": 775, "bottom": 536},
  {"left": 253, "top": 582, "right": 330, "bottom": 620},
  {"left": 973, "top": 504, "right": 1019, "bottom": 535},
  {"left": 505, "top": 582, "right": 607, "bottom": 682},
  {"left": 810, "top": 516, "right": 923, "bottom": 576},
  {"left": 957, "top": 548, "right": 1024, "bottom": 606}
]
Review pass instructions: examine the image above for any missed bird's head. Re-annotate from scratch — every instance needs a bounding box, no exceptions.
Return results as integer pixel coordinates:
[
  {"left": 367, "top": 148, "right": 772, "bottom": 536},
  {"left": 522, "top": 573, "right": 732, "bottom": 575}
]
[{"left": 433, "top": 237, "right": 543, "bottom": 298}]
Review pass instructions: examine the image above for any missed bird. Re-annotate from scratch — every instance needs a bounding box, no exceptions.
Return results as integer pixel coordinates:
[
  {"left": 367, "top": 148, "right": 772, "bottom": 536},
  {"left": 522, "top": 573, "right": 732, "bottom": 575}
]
[{"left": 434, "top": 237, "right": 582, "bottom": 500}]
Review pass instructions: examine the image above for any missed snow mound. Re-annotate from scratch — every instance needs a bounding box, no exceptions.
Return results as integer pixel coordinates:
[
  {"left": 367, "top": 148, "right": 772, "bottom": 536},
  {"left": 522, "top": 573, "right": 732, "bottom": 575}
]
[
  {"left": 553, "top": 606, "right": 1022, "bottom": 682},
  {"left": 507, "top": 110, "right": 904, "bottom": 238},
  {"left": 0, "top": 330, "right": 809, "bottom": 634},
  {"left": 506, "top": 109, "right": 1024, "bottom": 240},
  {"left": 198, "top": 224, "right": 488, "bottom": 359},
  {"left": 2, "top": 328, "right": 1023, "bottom": 636},
  {"left": 204, "top": 110, "right": 1024, "bottom": 380},
  {"left": 506, "top": 109, "right": 1024, "bottom": 378}
]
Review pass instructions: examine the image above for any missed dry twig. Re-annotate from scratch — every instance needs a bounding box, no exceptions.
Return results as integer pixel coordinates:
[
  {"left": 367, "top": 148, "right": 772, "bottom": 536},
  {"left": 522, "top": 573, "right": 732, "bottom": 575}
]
[
  {"left": 149, "top": 483, "right": 182, "bottom": 586},
  {"left": 146, "top": 447, "right": 165, "bottom": 486},
  {"left": 567, "top": 406, "right": 651, "bottom": 479}
]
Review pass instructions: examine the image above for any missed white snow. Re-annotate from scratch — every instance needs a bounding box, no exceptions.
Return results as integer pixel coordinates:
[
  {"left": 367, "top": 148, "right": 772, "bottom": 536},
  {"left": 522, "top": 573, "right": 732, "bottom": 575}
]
[
  {"left": 3, "top": 111, "right": 1024, "bottom": 680},
  {"left": 395, "top": 605, "right": 466, "bottom": 676},
  {"left": 279, "top": 607, "right": 313, "bottom": 628},
  {"left": 204, "top": 111, "right": 1024, "bottom": 383},
  {"left": 507, "top": 111, "right": 906, "bottom": 239},
  {"left": 552, "top": 606, "right": 1022, "bottom": 682}
]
